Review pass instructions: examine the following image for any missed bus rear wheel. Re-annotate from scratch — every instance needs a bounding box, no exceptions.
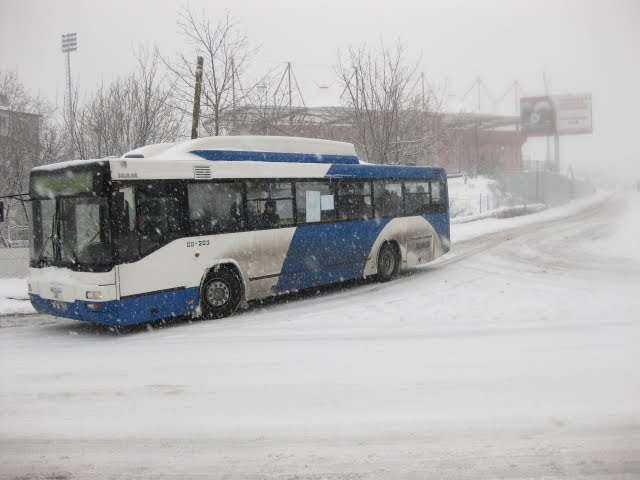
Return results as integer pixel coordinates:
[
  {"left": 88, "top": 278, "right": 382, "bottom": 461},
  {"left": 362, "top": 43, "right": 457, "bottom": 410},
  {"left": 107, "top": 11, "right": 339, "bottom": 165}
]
[
  {"left": 377, "top": 242, "right": 400, "bottom": 282},
  {"left": 201, "top": 268, "right": 242, "bottom": 319}
]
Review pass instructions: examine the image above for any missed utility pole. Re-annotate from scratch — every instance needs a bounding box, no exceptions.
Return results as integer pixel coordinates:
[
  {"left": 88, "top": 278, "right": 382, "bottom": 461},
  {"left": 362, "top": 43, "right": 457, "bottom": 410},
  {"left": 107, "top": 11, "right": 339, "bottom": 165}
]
[
  {"left": 355, "top": 67, "right": 359, "bottom": 108},
  {"left": 554, "top": 123, "right": 560, "bottom": 172},
  {"left": 514, "top": 80, "right": 521, "bottom": 134},
  {"left": 61, "top": 33, "right": 77, "bottom": 136},
  {"left": 231, "top": 58, "right": 236, "bottom": 133},
  {"left": 542, "top": 72, "right": 551, "bottom": 170},
  {"left": 542, "top": 72, "right": 560, "bottom": 172},
  {"left": 474, "top": 121, "right": 480, "bottom": 175},
  {"left": 421, "top": 72, "right": 426, "bottom": 111},
  {"left": 191, "top": 56, "right": 204, "bottom": 139},
  {"left": 477, "top": 76, "right": 482, "bottom": 113},
  {"left": 287, "top": 62, "right": 293, "bottom": 125}
]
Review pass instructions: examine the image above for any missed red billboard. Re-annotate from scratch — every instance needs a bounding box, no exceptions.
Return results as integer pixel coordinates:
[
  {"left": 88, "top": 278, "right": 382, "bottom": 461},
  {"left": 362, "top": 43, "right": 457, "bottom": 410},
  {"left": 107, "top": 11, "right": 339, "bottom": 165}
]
[{"left": 520, "top": 93, "right": 592, "bottom": 137}]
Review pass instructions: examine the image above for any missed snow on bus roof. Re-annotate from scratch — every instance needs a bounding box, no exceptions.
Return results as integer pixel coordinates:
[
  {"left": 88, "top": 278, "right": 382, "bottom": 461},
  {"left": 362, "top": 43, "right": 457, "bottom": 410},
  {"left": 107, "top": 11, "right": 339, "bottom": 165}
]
[
  {"left": 34, "top": 137, "right": 358, "bottom": 172},
  {"left": 123, "top": 136, "right": 360, "bottom": 164},
  {"left": 33, "top": 137, "right": 447, "bottom": 174}
]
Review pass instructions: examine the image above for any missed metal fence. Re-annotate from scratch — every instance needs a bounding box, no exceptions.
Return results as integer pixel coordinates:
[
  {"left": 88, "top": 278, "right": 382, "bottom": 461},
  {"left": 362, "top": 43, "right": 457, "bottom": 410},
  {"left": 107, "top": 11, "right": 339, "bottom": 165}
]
[
  {"left": 0, "top": 198, "right": 30, "bottom": 278},
  {"left": 0, "top": 247, "right": 29, "bottom": 279},
  {"left": 449, "top": 193, "right": 502, "bottom": 218}
]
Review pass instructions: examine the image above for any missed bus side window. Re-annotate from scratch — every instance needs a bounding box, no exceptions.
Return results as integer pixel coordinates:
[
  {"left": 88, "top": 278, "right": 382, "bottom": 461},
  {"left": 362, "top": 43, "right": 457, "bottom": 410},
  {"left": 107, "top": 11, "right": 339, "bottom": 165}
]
[
  {"left": 296, "top": 180, "right": 335, "bottom": 224},
  {"left": 404, "top": 181, "right": 431, "bottom": 216},
  {"left": 430, "top": 180, "right": 445, "bottom": 213},
  {"left": 374, "top": 181, "right": 403, "bottom": 219},
  {"left": 246, "top": 181, "right": 294, "bottom": 230},
  {"left": 336, "top": 180, "right": 372, "bottom": 221},
  {"left": 188, "top": 182, "right": 244, "bottom": 235}
]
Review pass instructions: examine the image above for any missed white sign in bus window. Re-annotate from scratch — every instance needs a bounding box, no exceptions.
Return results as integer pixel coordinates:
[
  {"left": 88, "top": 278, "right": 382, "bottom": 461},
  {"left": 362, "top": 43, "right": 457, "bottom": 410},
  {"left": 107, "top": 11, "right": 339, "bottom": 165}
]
[
  {"left": 320, "top": 194, "right": 334, "bottom": 211},
  {"left": 306, "top": 190, "right": 321, "bottom": 222}
]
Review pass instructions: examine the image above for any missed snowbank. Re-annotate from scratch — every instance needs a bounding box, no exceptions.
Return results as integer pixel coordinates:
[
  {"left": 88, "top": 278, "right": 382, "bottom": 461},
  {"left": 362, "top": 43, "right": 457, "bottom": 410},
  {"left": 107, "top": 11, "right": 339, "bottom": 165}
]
[
  {"left": 0, "top": 278, "right": 35, "bottom": 316},
  {"left": 451, "top": 190, "right": 610, "bottom": 244},
  {"left": 448, "top": 175, "right": 504, "bottom": 217}
]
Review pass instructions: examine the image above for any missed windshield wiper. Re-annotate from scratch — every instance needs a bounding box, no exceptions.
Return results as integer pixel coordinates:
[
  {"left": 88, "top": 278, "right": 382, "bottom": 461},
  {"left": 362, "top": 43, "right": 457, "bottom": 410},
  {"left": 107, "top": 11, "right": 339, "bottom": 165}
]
[
  {"left": 55, "top": 235, "right": 79, "bottom": 265},
  {"left": 35, "top": 212, "right": 56, "bottom": 266},
  {"left": 35, "top": 212, "right": 79, "bottom": 267}
]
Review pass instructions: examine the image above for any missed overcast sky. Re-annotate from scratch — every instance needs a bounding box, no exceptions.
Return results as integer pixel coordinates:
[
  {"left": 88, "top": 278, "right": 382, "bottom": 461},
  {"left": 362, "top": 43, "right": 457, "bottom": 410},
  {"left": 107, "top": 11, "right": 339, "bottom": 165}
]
[{"left": 1, "top": 0, "right": 638, "bottom": 183}]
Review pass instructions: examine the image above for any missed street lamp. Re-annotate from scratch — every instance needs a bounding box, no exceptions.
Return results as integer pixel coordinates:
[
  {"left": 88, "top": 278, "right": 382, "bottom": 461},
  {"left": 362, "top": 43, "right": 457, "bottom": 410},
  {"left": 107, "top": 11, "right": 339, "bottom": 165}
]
[{"left": 61, "top": 33, "right": 77, "bottom": 129}]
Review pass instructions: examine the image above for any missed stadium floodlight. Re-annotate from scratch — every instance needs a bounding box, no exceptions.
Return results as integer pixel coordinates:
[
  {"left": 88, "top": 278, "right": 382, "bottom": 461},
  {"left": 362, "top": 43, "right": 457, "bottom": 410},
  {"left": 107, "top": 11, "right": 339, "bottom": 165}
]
[
  {"left": 61, "top": 33, "right": 78, "bottom": 130},
  {"left": 61, "top": 33, "right": 77, "bottom": 53}
]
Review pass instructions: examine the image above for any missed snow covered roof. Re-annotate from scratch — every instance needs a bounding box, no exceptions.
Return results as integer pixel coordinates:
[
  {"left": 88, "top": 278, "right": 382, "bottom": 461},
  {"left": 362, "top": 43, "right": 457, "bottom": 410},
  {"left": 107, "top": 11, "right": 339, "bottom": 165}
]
[{"left": 121, "top": 136, "right": 360, "bottom": 165}]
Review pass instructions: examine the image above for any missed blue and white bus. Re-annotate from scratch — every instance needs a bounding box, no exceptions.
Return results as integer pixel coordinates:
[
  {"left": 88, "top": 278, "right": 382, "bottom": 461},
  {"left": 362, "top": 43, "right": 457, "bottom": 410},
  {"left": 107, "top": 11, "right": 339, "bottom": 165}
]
[{"left": 27, "top": 136, "right": 450, "bottom": 326}]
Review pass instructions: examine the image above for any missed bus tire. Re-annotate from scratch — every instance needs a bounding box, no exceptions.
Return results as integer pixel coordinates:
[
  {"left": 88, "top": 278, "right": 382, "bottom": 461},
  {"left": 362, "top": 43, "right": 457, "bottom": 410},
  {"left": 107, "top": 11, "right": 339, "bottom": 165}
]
[
  {"left": 377, "top": 242, "right": 400, "bottom": 282},
  {"left": 201, "top": 268, "right": 242, "bottom": 319}
]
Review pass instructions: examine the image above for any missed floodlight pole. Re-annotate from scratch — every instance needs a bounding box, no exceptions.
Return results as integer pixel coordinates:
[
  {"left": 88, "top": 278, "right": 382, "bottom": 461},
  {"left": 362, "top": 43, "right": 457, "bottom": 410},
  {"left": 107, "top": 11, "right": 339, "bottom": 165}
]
[
  {"left": 66, "top": 52, "right": 73, "bottom": 127},
  {"left": 61, "top": 33, "right": 78, "bottom": 134}
]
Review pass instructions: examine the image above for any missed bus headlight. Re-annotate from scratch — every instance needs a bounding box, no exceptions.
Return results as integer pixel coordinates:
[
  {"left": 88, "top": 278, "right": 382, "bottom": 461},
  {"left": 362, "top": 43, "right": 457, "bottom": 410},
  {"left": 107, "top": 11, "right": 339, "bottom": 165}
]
[{"left": 86, "top": 291, "right": 104, "bottom": 300}]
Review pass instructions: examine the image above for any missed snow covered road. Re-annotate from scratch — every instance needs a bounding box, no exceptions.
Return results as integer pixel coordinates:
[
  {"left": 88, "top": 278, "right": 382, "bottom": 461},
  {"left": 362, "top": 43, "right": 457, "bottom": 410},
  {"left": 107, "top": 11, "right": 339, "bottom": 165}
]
[{"left": 1, "top": 193, "right": 639, "bottom": 479}]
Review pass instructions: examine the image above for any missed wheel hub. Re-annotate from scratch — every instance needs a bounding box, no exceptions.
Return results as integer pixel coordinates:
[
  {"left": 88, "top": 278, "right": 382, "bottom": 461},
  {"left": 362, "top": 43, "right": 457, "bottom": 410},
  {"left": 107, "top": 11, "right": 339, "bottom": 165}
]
[
  {"left": 206, "top": 280, "right": 230, "bottom": 307},
  {"left": 381, "top": 250, "right": 394, "bottom": 275}
]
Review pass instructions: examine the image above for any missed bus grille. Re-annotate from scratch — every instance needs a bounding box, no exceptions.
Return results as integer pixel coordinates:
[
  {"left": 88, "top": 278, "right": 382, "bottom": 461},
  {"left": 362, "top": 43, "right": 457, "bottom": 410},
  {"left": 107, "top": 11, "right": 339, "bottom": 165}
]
[{"left": 194, "top": 166, "right": 211, "bottom": 179}]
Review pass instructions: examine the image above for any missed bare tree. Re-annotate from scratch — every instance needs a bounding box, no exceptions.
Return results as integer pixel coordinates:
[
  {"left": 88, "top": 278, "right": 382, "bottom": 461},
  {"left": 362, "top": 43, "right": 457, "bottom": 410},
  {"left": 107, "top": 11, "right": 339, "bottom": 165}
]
[
  {"left": 165, "top": 9, "right": 257, "bottom": 137},
  {"left": 0, "top": 71, "right": 65, "bottom": 245},
  {"left": 68, "top": 48, "right": 184, "bottom": 159},
  {"left": 336, "top": 41, "right": 449, "bottom": 165}
]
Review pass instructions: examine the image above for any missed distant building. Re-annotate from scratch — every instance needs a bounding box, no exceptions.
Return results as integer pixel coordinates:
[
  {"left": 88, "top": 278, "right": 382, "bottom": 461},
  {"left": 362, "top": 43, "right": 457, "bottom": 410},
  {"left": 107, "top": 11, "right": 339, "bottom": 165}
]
[
  {"left": 0, "top": 92, "right": 41, "bottom": 200},
  {"left": 227, "top": 105, "right": 524, "bottom": 174},
  {"left": 0, "top": 94, "right": 41, "bottom": 141},
  {"left": 438, "top": 113, "right": 525, "bottom": 174}
]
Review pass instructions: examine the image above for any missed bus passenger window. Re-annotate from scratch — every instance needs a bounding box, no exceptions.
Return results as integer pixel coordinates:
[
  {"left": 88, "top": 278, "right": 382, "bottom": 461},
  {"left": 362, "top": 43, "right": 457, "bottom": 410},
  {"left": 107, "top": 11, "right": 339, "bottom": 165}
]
[
  {"left": 374, "top": 182, "right": 403, "bottom": 219},
  {"left": 188, "top": 182, "right": 244, "bottom": 235},
  {"left": 296, "top": 181, "right": 334, "bottom": 224},
  {"left": 404, "top": 181, "right": 431, "bottom": 215},
  {"left": 336, "top": 181, "right": 372, "bottom": 221},
  {"left": 246, "top": 181, "right": 294, "bottom": 229},
  {"left": 430, "top": 180, "right": 446, "bottom": 213}
]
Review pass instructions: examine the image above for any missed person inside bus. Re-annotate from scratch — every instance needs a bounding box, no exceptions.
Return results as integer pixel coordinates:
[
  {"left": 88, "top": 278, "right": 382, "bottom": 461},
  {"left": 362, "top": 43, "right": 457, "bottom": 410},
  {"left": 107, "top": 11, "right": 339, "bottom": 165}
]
[
  {"left": 260, "top": 200, "right": 280, "bottom": 228},
  {"left": 136, "top": 214, "right": 157, "bottom": 239},
  {"left": 227, "top": 201, "right": 243, "bottom": 230}
]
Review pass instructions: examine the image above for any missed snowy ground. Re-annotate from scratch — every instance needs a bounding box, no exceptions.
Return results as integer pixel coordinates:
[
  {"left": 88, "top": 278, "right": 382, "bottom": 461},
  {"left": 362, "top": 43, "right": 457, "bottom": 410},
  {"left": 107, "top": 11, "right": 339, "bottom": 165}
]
[{"left": 1, "top": 192, "right": 639, "bottom": 479}]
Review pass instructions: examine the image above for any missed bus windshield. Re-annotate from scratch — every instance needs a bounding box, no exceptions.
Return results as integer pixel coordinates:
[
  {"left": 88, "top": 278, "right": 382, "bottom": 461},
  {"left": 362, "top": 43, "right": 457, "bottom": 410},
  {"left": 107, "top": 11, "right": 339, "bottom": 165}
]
[
  {"left": 31, "top": 196, "right": 113, "bottom": 271},
  {"left": 29, "top": 163, "right": 113, "bottom": 272}
]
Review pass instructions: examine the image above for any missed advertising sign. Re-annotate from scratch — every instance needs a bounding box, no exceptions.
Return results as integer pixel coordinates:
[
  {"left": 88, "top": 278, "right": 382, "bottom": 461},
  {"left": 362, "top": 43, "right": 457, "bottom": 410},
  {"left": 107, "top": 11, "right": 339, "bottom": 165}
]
[
  {"left": 553, "top": 93, "right": 592, "bottom": 135},
  {"left": 520, "top": 96, "right": 555, "bottom": 136},
  {"left": 520, "top": 93, "right": 592, "bottom": 137}
]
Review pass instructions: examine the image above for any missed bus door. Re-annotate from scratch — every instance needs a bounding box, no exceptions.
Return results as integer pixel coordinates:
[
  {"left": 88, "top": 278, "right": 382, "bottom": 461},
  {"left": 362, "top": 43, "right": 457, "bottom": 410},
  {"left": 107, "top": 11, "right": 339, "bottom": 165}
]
[
  {"left": 245, "top": 181, "right": 297, "bottom": 291},
  {"left": 114, "top": 183, "right": 191, "bottom": 318}
]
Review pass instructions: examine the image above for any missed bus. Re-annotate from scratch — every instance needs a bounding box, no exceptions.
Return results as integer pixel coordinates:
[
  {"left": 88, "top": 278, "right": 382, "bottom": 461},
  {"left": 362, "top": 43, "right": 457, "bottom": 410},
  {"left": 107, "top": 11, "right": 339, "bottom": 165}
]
[{"left": 27, "top": 136, "right": 450, "bottom": 326}]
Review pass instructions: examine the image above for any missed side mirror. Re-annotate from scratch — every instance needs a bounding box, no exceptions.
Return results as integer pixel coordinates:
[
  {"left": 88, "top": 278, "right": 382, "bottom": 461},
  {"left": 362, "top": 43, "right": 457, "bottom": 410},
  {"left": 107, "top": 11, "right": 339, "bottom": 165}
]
[{"left": 0, "top": 201, "right": 4, "bottom": 223}]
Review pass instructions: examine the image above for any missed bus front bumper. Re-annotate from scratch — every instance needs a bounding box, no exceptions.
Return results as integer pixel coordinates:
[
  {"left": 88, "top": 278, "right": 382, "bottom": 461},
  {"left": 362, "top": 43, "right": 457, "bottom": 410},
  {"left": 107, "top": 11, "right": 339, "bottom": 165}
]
[{"left": 29, "top": 288, "right": 200, "bottom": 327}]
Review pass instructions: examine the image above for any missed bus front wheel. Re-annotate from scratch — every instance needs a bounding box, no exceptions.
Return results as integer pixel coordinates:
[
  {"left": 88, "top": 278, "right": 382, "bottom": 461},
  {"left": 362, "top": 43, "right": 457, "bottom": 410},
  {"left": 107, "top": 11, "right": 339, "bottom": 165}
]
[
  {"left": 201, "top": 268, "right": 242, "bottom": 319},
  {"left": 377, "top": 242, "right": 400, "bottom": 282}
]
